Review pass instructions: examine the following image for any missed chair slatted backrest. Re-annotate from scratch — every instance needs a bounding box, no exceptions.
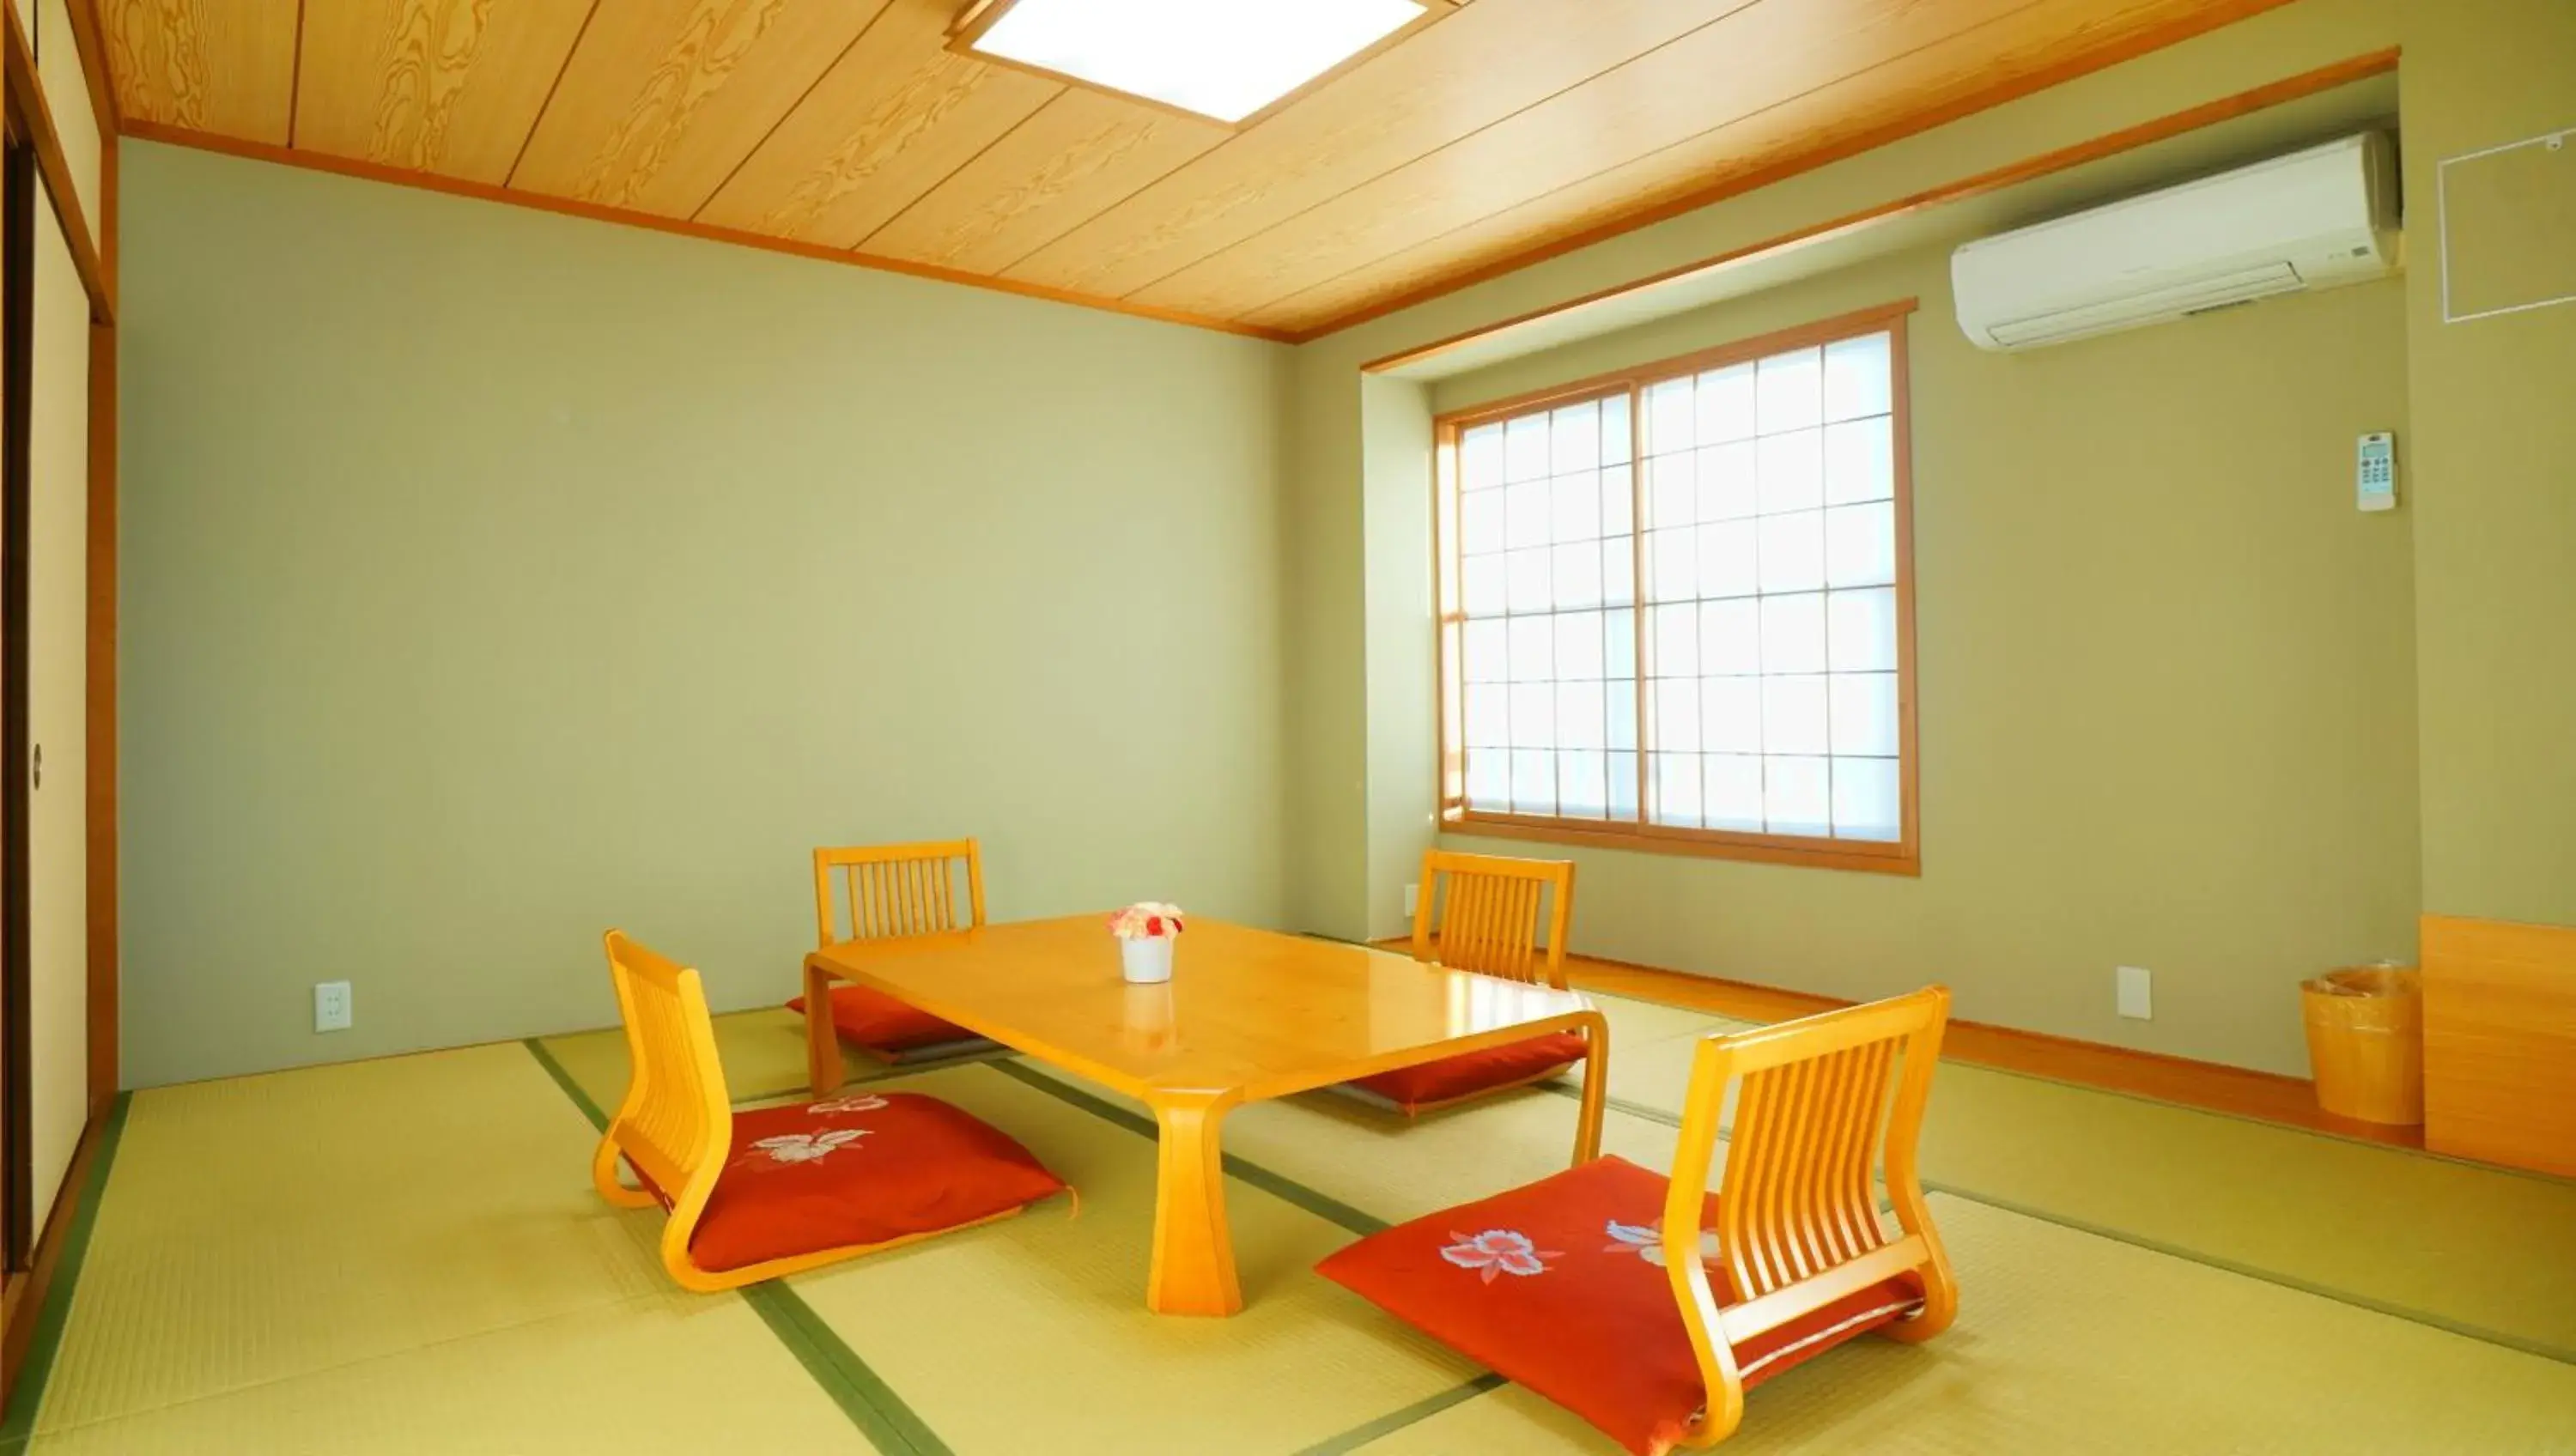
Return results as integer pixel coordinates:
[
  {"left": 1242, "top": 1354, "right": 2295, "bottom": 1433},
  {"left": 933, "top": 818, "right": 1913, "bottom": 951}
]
[
  {"left": 1410, "top": 850, "right": 1576, "bottom": 989},
  {"left": 1659, "top": 986, "right": 1958, "bottom": 1442},
  {"left": 600, "top": 931, "right": 732, "bottom": 1204},
  {"left": 813, "top": 839, "right": 986, "bottom": 948}
]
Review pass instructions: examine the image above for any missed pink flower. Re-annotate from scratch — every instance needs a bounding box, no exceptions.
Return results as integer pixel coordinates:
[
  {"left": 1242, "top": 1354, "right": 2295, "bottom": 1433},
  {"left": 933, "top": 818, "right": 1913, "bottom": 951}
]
[
  {"left": 1109, "top": 902, "right": 1188, "bottom": 940},
  {"left": 1439, "top": 1228, "right": 1561, "bottom": 1283}
]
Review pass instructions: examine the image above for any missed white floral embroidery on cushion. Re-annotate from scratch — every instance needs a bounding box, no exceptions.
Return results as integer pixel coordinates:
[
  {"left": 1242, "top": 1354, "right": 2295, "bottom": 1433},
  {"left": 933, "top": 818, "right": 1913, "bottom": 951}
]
[
  {"left": 807, "top": 1095, "right": 890, "bottom": 1116},
  {"left": 1439, "top": 1229, "right": 1563, "bottom": 1283},
  {"left": 748, "top": 1129, "right": 869, "bottom": 1166},
  {"left": 1603, "top": 1218, "right": 1722, "bottom": 1268}
]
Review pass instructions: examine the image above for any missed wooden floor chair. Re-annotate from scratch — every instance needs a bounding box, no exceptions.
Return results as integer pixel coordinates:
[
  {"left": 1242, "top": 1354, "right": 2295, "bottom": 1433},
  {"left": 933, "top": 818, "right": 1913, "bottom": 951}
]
[
  {"left": 1320, "top": 987, "right": 1959, "bottom": 1452},
  {"left": 786, "top": 839, "right": 996, "bottom": 1063},
  {"left": 1340, "top": 850, "right": 1589, "bottom": 1113},
  {"left": 593, "top": 930, "right": 1065, "bottom": 1293}
]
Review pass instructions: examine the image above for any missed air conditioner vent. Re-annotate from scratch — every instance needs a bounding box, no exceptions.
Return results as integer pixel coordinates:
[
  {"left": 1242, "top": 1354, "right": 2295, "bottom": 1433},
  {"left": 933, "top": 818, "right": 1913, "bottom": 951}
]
[{"left": 1954, "top": 133, "right": 2398, "bottom": 351}]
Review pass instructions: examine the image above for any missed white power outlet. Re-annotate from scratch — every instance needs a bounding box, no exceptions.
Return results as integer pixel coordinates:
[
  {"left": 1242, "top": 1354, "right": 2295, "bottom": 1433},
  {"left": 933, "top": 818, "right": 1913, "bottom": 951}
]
[
  {"left": 1403, "top": 883, "right": 1419, "bottom": 919},
  {"left": 314, "top": 980, "right": 353, "bottom": 1034},
  {"left": 2115, "top": 966, "right": 2153, "bottom": 1021}
]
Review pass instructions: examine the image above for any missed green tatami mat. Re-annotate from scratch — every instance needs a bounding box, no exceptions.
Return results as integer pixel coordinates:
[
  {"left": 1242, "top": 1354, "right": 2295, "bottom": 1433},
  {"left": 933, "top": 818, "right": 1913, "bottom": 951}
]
[
  {"left": 534, "top": 1006, "right": 1001, "bottom": 1116},
  {"left": 1346, "top": 1192, "right": 2576, "bottom": 1455},
  {"left": 1583, "top": 989, "right": 2576, "bottom": 1362},
  {"left": 25, "top": 1044, "right": 878, "bottom": 1455}
]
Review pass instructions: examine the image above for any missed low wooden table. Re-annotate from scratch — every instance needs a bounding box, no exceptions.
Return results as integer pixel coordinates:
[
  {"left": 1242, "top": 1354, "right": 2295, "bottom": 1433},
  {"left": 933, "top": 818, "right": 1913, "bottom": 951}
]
[{"left": 803, "top": 916, "right": 1607, "bottom": 1316}]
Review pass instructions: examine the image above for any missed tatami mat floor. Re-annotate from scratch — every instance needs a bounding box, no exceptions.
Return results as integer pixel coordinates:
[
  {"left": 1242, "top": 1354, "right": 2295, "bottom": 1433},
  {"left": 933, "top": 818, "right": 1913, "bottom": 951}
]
[{"left": 9, "top": 990, "right": 2574, "bottom": 1454}]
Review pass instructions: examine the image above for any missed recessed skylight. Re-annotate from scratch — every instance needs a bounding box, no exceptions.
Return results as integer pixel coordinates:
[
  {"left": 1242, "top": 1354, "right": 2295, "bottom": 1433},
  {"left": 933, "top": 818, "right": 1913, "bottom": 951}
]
[{"left": 960, "top": 0, "right": 1435, "bottom": 125}]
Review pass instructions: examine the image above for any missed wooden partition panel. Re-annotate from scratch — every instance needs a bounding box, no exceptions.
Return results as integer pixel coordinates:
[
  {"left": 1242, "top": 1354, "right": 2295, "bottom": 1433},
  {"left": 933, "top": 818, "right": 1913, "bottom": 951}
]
[{"left": 2421, "top": 914, "right": 2576, "bottom": 1178}]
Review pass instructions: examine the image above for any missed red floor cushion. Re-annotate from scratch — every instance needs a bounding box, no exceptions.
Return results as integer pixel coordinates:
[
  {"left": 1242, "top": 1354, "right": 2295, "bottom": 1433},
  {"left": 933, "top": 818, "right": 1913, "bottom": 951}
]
[
  {"left": 1346, "top": 1031, "right": 1589, "bottom": 1113},
  {"left": 786, "top": 984, "right": 985, "bottom": 1056},
  {"left": 690, "top": 1092, "right": 1064, "bottom": 1273},
  {"left": 1316, "top": 1156, "right": 1923, "bottom": 1456}
]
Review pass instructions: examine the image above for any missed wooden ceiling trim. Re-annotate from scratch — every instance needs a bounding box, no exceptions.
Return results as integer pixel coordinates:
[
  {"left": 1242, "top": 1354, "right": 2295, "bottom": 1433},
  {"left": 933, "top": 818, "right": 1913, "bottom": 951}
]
[
  {"left": 291, "top": 0, "right": 597, "bottom": 185},
  {"left": 100, "top": 0, "right": 299, "bottom": 143},
  {"left": 692, "top": 0, "right": 1059, "bottom": 248},
  {"left": 62, "top": 0, "right": 122, "bottom": 134},
  {"left": 1250, "top": 0, "right": 2217, "bottom": 331},
  {"left": 996, "top": 0, "right": 1767, "bottom": 301},
  {"left": 123, "top": 118, "right": 1294, "bottom": 342},
  {"left": 1284, "top": 0, "right": 2309, "bottom": 341},
  {"left": 281, "top": 0, "right": 302, "bottom": 142},
  {"left": 1134, "top": 0, "right": 2058, "bottom": 320},
  {"left": 1354, "top": 46, "right": 2402, "bottom": 372},
  {"left": 860, "top": 88, "right": 1227, "bottom": 276},
  {"left": 508, "top": 0, "right": 894, "bottom": 220}
]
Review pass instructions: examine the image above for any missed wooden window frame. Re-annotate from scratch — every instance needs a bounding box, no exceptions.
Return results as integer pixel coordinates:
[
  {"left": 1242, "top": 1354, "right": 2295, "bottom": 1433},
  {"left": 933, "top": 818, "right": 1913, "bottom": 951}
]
[{"left": 1433, "top": 299, "right": 1920, "bottom": 877}]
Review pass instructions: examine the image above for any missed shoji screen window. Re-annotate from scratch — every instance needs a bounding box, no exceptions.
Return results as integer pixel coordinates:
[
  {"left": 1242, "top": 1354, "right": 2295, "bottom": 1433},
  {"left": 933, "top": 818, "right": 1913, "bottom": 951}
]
[
  {"left": 1446, "top": 390, "right": 1639, "bottom": 822},
  {"left": 1436, "top": 305, "right": 1917, "bottom": 874}
]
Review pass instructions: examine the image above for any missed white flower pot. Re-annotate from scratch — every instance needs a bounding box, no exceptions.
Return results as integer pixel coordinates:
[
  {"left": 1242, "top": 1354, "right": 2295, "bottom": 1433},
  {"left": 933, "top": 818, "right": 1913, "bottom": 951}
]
[{"left": 1120, "top": 935, "right": 1175, "bottom": 985}]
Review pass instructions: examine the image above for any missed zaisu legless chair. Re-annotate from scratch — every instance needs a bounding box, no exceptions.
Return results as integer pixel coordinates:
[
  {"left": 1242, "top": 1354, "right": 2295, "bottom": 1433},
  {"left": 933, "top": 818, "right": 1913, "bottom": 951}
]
[
  {"left": 1320, "top": 986, "right": 1959, "bottom": 1453},
  {"left": 593, "top": 931, "right": 1066, "bottom": 1293},
  {"left": 1340, "top": 850, "right": 1587, "bottom": 1113},
  {"left": 787, "top": 839, "right": 996, "bottom": 1063}
]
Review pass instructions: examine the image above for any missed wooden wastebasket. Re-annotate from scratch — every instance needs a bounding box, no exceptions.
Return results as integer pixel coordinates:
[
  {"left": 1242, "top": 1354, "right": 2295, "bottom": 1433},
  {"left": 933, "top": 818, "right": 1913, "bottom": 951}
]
[{"left": 2301, "top": 967, "right": 2423, "bottom": 1125}]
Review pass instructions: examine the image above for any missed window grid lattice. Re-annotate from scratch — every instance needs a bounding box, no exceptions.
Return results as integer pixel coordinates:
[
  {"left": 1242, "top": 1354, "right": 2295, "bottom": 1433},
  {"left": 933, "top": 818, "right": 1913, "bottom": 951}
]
[{"left": 1446, "top": 322, "right": 1906, "bottom": 852}]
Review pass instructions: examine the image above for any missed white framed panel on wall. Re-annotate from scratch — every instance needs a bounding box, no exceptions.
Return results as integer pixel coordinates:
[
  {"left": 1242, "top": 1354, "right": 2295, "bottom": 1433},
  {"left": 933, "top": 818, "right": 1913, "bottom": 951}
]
[
  {"left": 26, "top": 187, "right": 88, "bottom": 1221},
  {"left": 2439, "top": 126, "right": 2576, "bottom": 324}
]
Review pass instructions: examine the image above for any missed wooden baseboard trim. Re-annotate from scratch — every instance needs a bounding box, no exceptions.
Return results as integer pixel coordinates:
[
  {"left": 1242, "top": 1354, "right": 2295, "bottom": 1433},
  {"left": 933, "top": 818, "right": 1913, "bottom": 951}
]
[
  {"left": 1376, "top": 937, "right": 2422, "bottom": 1150},
  {"left": 0, "top": 1092, "right": 127, "bottom": 1423}
]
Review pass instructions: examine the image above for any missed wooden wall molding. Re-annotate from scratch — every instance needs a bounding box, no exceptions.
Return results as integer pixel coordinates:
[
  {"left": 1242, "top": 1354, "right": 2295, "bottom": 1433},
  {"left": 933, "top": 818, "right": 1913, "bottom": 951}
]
[
  {"left": 1358, "top": 47, "right": 2402, "bottom": 373},
  {"left": 1303, "top": 0, "right": 2325, "bottom": 345},
  {"left": 118, "top": 121, "right": 1295, "bottom": 344}
]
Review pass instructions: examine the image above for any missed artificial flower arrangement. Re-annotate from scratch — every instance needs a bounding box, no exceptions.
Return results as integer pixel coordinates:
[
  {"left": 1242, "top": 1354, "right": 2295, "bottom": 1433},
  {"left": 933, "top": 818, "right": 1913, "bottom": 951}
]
[
  {"left": 1109, "top": 902, "right": 1185, "bottom": 984},
  {"left": 1108, "top": 902, "right": 1186, "bottom": 939}
]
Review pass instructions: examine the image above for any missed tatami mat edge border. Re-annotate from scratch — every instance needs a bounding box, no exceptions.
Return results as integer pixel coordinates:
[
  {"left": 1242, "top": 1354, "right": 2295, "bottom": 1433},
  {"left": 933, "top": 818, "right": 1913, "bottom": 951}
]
[{"left": 0, "top": 1094, "right": 133, "bottom": 1450}]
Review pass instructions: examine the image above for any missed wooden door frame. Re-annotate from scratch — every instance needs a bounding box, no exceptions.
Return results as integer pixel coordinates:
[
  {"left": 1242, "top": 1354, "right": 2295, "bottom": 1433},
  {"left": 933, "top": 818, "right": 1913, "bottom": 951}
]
[
  {"left": 0, "top": 125, "right": 31, "bottom": 1278},
  {"left": 0, "top": 0, "right": 117, "bottom": 1408}
]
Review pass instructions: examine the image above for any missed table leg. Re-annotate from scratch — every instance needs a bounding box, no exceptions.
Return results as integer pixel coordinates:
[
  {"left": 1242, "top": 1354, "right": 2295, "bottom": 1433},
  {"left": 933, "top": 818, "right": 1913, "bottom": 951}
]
[
  {"left": 1571, "top": 1010, "right": 1608, "bottom": 1166},
  {"left": 1146, "top": 1090, "right": 1243, "bottom": 1316},
  {"left": 805, "top": 962, "right": 844, "bottom": 1097}
]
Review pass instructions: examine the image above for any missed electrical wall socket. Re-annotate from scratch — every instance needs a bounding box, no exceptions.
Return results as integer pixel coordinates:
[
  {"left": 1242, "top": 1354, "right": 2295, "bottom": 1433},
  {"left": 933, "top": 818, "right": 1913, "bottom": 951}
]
[
  {"left": 314, "top": 980, "right": 353, "bottom": 1034},
  {"left": 1403, "top": 883, "right": 1419, "bottom": 919},
  {"left": 2115, "top": 966, "right": 2154, "bottom": 1021}
]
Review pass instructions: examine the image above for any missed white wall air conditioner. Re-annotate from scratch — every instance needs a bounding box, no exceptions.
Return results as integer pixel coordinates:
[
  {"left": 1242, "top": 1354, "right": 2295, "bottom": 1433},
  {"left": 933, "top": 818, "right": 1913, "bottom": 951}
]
[{"left": 1953, "top": 132, "right": 2399, "bottom": 351}]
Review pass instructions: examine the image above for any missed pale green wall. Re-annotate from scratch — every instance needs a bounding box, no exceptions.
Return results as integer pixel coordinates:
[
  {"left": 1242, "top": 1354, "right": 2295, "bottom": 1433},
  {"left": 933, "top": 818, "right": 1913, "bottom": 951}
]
[
  {"left": 1360, "top": 374, "right": 1437, "bottom": 942},
  {"left": 1281, "top": 0, "right": 2406, "bottom": 952},
  {"left": 1279, "top": 0, "right": 2446, "bottom": 1075},
  {"left": 119, "top": 142, "right": 1290, "bottom": 1087},
  {"left": 1432, "top": 249, "right": 2421, "bottom": 1076},
  {"left": 2398, "top": 0, "right": 2576, "bottom": 925}
]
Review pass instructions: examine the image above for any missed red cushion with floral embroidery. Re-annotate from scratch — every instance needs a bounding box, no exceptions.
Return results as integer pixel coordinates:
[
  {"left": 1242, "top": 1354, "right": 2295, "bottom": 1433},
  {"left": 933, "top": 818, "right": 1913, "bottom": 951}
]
[
  {"left": 1315, "top": 1156, "right": 1923, "bottom": 1456},
  {"left": 1346, "top": 1032, "right": 1589, "bottom": 1113},
  {"left": 784, "top": 985, "right": 984, "bottom": 1056},
  {"left": 689, "top": 1092, "right": 1063, "bottom": 1273}
]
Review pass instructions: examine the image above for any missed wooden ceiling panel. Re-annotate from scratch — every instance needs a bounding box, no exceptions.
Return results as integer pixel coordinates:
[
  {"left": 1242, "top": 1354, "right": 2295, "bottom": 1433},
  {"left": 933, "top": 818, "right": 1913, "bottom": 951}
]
[
  {"left": 997, "top": 0, "right": 1766, "bottom": 301},
  {"left": 105, "top": 0, "right": 2306, "bottom": 337},
  {"left": 100, "top": 0, "right": 300, "bottom": 143},
  {"left": 860, "top": 89, "right": 1228, "bottom": 276},
  {"left": 1239, "top": 0, "right": 2262, "bottom": 332},
  {"left": 692, "top": 0, "right": 1059, "bottom": 248},
  {"left": 291, "top": 0, "right": 595, "bottom": 184},
  {"left": 507, "top": 0, "right": 892, "bottom": 217},
  {"left": 1132, "top": 0, "right": 2039, "bottom": 319}
]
